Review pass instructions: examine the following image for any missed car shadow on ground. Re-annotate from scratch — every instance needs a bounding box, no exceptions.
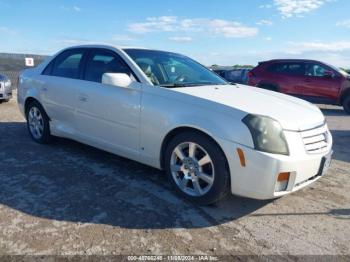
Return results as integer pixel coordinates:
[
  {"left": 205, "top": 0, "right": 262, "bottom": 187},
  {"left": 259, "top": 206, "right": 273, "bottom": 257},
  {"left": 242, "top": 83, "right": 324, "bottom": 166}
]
[
  {"left": 321, "top": 107, "right": 347, "bottom": 117},
  {"left": 320, "top": 107, "right": 350, "bottom": 163},
  {"left": 249, "top": 208, "right": 350, "bottom": 220},
  {"left": 0, "top": 122, "right": 271, "bottom": 229},
  {"left": 328, "top": 130, "right": 350, "bottom": 163}
]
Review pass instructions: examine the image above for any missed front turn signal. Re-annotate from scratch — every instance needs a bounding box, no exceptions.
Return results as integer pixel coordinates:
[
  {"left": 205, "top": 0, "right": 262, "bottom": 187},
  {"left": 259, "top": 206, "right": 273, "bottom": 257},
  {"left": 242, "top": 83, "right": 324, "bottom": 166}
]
[{"left": 237, "top": 148, "right": 246, "bottom": 167}]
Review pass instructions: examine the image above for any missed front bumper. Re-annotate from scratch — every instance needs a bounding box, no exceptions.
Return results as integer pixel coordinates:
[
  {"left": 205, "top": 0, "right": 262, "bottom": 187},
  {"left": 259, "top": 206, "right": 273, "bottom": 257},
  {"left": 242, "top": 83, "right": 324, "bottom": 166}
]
[{"left": 217, "top": 128, "right": 333, "bottom": 200}]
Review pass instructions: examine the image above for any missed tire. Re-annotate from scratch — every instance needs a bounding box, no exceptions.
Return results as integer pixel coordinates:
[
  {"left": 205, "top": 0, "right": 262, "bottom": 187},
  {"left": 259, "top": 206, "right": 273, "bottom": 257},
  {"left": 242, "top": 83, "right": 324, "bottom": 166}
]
[
  {"left": 26, "top": 100, "right": 52, "bottom": 144},
  {"left": 342, "top": 95, "right": 350, "bottom": 114},
  {"left": 164, "top": 131, "right": 230, "bottom": 205}
]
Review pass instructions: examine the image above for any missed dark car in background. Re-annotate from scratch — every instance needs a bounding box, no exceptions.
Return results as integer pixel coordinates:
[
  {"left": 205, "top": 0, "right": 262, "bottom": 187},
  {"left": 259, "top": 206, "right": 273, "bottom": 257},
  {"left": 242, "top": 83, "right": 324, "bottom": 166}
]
[
  {"left": 214, "top": 68, "right": 250, "bottom": 84},
  {"left": 248, "top": 59, "right": 350, "bottom": 114}
]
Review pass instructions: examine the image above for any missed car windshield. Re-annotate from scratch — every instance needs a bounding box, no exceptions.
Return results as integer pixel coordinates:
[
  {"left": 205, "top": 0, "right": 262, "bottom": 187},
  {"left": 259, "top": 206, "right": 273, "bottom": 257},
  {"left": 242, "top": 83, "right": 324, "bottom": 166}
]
[
  {"left": 124, "top": 49, "right": 228, "bottom": 87},
  {"left": 325, "top": 63, "right": 349, "bottom": 77}
]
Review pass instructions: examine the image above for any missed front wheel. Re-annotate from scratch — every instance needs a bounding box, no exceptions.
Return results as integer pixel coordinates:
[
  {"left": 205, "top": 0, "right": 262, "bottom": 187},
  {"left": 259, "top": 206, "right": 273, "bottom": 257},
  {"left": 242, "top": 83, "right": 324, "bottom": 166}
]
[
  {"left": 26, "top": 100, "right": 52, "bottom": 144},
  {"left": 164, "top": 131, "right": 230, "bottom": 205},
  {"left": 343, "top": 95, "right": 350, "bottom": 114}
]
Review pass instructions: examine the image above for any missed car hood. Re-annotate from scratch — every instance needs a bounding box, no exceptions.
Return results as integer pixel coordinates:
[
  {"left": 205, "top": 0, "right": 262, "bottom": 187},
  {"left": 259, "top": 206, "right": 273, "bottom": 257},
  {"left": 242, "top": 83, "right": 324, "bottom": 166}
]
[{"left": 173, "top": 84, "right": 325, "bottom": 131}]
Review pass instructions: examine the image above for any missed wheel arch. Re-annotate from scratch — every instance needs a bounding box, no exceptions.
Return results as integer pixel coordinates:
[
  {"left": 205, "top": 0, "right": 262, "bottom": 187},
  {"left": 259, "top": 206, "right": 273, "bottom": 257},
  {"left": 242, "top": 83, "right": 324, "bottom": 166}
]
[
  {"left": 24, "top": 97, "right": 50, "bottom": 120},
  {"left": 159, "top": 126, "right": 230, "bottom": 176},
  {"left": 24, "top": 97, "right": 38, "bottom": 115}
]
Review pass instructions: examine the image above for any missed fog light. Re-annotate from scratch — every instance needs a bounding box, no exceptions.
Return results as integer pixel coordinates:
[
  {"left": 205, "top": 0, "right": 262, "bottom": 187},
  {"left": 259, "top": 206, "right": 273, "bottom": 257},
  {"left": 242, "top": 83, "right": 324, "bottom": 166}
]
[{"left": 275, "top": 172, "right": 290, "bottom": 192}]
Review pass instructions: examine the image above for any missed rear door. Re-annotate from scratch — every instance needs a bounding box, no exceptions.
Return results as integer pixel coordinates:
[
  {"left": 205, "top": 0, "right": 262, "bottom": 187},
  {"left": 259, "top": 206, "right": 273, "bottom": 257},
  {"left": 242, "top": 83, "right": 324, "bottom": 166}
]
[
  {"left": 41, "top": 48, "right": 87, "bottom": 135},
  {"left": 265, "top": 62, "right": 306, "bottom": 95},
  {"left": 302, "top": 62, "right": 341, "bottom": 102},
  {"left": 75, "top": 48, "right": 142, "bottom": 157}
]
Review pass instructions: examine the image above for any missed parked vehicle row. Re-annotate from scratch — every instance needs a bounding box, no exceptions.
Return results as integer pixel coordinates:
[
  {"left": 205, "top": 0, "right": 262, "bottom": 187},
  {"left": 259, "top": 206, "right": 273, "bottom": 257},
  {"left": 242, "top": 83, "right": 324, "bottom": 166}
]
[
  {"left": 18, "top": 45, "right": 333, "bottom": 204},
  {"left": 0, "top": 74, "right": 12, "bottom": 103},
  {"left": 213, "top": 68, "right": 251, "bottom": 84},
  {"left": 247, "top": 59, "right": 350, "bottom": 114}
]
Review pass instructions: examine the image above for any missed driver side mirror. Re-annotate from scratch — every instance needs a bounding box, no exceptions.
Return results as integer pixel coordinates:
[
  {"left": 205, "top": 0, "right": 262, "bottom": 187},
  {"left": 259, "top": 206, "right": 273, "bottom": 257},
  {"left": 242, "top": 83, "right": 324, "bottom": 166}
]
[
  {"left": 324, "top": 70, "right": 335, "bottom": 79},
  {"left": 102, "top": 73, "right": 133, "bottom": 88}
]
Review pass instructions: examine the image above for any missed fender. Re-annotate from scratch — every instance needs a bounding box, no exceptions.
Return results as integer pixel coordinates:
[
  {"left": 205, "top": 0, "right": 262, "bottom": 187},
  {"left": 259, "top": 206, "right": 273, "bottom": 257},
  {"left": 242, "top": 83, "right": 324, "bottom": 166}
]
[
  {"left": 138, "top": 89, "right": 254, "bottom": 169},
  {"left": 18, "top": 74, "right": 43, "bottom": 118}
]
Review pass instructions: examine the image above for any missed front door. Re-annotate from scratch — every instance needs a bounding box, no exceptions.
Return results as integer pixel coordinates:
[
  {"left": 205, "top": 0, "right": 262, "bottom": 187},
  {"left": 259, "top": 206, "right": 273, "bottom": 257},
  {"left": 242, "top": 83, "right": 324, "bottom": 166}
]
[
  {"left": 303, "top": 63, "right": 341, "bottom": 103},
  {"left": 75, "top": 49, "right": 142, "bottom": 157}
]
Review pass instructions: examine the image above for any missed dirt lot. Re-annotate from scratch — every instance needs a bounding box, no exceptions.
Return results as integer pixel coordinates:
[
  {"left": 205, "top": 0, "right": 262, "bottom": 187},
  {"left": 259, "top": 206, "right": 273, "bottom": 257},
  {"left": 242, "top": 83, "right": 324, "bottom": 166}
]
[{"left": 0, "top": 92, "right": 349, "bottom": 256}]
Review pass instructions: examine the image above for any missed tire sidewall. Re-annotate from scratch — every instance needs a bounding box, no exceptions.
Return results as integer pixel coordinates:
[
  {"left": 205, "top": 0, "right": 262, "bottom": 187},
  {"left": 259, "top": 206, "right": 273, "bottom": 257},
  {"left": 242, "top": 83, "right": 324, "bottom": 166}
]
[
  {"left": 26, "top": 101, "right": 52, "bottom": 144},
  {"left": 343, "top": 95, "right": 350, "bottom": 114},
  {"left": 164, "top": 132, "right": 230, "bottom": 205}
]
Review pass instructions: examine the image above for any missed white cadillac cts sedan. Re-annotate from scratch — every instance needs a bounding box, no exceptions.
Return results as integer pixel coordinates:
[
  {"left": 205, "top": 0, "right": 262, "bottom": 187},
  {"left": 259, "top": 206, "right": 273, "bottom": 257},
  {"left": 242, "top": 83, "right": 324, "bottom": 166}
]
[{"left": 18, "top": 45, "right": 333, "bottom": 204}]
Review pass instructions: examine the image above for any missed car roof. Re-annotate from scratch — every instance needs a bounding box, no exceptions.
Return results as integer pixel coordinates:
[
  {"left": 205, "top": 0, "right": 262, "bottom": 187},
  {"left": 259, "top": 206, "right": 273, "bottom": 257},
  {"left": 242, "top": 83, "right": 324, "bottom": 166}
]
[
  {"left": 260, "top": 59, "right": 323, "bottom": 64},
  {"left": 63, "top": 44, "right": 168, "bottom": 53}
]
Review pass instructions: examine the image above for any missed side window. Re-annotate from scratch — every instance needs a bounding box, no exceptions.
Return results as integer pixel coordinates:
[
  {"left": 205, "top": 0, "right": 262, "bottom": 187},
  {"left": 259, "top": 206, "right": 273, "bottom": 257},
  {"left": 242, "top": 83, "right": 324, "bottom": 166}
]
[
  {"left": 305, "top": 63, "right": 331, "bottom": 77},
  {"left": 51, "top": 50, "right": 85, "bottom": 79},
  {"left": 286, "top": 63, "right": 305, "bottom": 76},
  {"left": 267, "top": 62, "right": 305, "bottom": 76},
  {"left": 42, "top": 61, "right": 54, "bottom": 75},
  {"left": 84, "top": 50, "right": 133, "bottom": 83},
  {"left": 267, "top": 63, "right": 288, "bottom": 73}
]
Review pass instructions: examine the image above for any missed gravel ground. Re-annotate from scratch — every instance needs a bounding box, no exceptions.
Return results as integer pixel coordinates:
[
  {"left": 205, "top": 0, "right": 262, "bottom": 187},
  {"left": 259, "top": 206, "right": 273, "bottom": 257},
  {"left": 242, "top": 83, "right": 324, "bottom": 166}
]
[{"left": 0, "top": 92, "right": 349, "bottom": 256}]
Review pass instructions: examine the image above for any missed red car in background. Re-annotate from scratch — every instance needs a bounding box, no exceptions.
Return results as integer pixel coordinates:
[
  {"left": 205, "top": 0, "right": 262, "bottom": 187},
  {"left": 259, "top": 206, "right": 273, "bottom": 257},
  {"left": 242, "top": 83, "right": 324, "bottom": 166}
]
[{"left": 248, "top": 59, "right": 350, "bottom": 114}]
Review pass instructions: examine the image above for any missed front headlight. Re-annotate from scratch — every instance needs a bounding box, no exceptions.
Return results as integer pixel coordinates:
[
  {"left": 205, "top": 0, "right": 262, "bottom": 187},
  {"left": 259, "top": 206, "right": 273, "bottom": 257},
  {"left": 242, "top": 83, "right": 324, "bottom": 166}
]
[
  {"left": 242, "top": 114, "right": 289, "bottom": 155},
  {"left": 4, "top": 80, "right": 11, "bottom": 88}
]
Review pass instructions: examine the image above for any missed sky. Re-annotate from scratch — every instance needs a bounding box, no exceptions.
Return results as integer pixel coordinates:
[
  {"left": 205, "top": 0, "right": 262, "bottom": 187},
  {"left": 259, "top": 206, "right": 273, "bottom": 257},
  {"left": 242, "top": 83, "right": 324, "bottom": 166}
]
[{"left": 0, "top": 0, "right": 350, "bottom": 67}]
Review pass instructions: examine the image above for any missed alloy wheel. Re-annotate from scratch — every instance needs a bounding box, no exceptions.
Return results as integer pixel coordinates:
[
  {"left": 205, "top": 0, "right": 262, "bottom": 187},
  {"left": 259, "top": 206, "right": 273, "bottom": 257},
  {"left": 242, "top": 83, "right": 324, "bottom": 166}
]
[
  {"left": 170, "top": 142, "right": 215, "bottom": 197},
  {"left": 28, "top": 106, "right": 44, "bottom": 140}
]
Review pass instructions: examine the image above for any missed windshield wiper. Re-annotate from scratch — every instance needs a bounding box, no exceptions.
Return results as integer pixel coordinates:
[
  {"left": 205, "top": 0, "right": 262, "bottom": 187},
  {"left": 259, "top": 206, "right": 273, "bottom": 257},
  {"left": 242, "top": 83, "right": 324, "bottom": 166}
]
[
  {"left": 160, "top": 83, "right": 204, "bottom": 88},
  {"left": 161, "top": 82, "right": 229, "bottom": 88}
]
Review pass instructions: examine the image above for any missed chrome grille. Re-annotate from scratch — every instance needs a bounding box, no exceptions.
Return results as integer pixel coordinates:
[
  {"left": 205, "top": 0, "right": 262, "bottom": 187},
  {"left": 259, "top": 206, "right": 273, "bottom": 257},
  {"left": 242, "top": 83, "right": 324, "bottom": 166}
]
[{"left": 301, "top": 124, "right": 329, "bottom": 154}]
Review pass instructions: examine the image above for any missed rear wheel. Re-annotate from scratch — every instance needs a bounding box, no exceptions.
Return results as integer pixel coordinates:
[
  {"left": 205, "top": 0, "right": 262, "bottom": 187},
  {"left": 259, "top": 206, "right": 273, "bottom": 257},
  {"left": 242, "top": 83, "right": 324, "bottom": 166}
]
[
  {"left": 343, "top": 95, "right": 350, "bottom": 114},
  {"left": 26, "top": 100, "right": 52, "bottom": 144},
  {"left": 164, "top": 131, "right": 230, "bottom": 205}
]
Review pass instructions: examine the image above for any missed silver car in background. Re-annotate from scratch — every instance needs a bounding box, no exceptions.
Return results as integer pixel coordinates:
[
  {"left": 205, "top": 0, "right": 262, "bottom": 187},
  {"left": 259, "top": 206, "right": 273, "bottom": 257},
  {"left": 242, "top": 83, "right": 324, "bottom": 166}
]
[{"left": 0, "top": 74, "right": 12, "bottom": 102}]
